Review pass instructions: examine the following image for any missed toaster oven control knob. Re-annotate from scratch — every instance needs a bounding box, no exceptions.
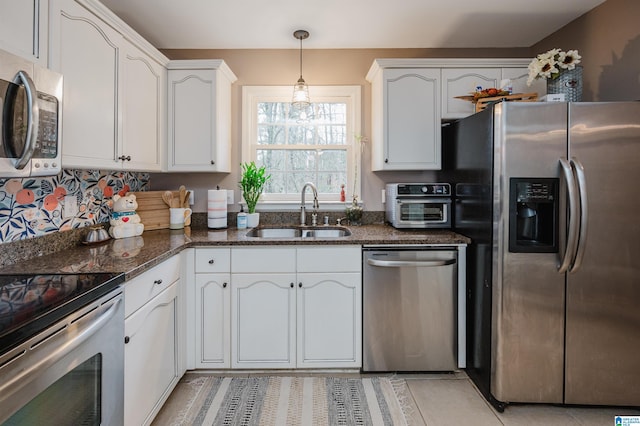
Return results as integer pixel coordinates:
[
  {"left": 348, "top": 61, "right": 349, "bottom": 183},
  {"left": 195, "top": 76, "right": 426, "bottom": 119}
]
[{"left": 422, "top": 186, "right": 429, "bottom": 193}]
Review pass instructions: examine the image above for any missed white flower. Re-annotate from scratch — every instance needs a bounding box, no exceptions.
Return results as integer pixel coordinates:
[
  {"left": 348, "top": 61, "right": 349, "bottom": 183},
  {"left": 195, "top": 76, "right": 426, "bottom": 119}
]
[
  {"left": 526, "top": 48, "right": 581, "bottom": 86},
  {"left": 558, "top": 50, "right": 582, "bottom": 70}
]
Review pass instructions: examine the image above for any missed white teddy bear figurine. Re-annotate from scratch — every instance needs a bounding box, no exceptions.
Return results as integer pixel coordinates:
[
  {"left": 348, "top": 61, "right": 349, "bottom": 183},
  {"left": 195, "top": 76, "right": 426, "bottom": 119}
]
[{"left": 109, "top": 193, "right": 144, "bottom": 239}]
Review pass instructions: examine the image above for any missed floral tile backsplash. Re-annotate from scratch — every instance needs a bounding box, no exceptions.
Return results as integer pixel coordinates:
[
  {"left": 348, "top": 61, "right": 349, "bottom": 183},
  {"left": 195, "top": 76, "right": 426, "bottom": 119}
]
[{"left": 0, "top": 170, "right": 149, "bottom": 243}]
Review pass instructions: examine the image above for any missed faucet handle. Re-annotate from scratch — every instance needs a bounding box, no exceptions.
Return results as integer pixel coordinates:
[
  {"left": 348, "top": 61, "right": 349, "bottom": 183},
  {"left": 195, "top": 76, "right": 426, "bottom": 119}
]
[
  {"left": 323, "top": 215, "right": 329, "bottom": 226},
  {"left": 311, "top": 213, "right": 318, "bottom": 226}
]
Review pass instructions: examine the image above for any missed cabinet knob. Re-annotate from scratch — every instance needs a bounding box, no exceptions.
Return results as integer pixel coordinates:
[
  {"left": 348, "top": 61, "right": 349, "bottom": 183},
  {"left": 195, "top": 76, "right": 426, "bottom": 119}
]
[
  {"left": 124, "top": 336, "right": 130, "bottom": 344},
  {"left": 298, "top": 282, "right": 302, "bottom": 288},
  {"left": 384, "top": 158, "right": 389, "bottom": 163},
  {"left": 208, "top": 259, "right": 215, "bottom": 264},
  {"left": 290, "top": 282, "right": 294, "bottom": 288},
  {"left": 210, "top": 160, "right": 215, "bottom": 165},
  {"left": 154, "top": 279, "right": 163, "bottom": 285},
  {"left": 223, "top": 282, "right": 228, "bottom": 288},
  {"left": 118, "top": 155, "right": 131, "bottom": 161}
]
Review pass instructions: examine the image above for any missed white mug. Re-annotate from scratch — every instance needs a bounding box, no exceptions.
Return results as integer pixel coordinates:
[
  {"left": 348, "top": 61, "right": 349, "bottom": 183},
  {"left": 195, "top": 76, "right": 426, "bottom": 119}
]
[{"left": 169, "top": 207, "right": 192, "bottom": 229}]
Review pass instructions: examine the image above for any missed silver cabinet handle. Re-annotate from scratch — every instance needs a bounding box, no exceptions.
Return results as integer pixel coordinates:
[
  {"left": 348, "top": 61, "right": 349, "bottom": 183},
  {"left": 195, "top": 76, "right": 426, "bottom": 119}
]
[
  {"left": 558, "top": 158, "right": 579, "bottom": 274},
  {"left": 0, "top": 297, "right": 121, "bottom": 401},
  {"left": 367, "top": 258, "right": 456, "bottom": 268},
  {"left": 569, "top": 158, "right": 588, "bottom": 273},
  {"left": 9, "top": 71, "right": 39, "bottom": 169}
]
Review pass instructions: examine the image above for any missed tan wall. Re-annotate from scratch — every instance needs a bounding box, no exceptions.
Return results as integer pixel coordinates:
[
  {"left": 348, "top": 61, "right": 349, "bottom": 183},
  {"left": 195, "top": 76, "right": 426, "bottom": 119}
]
[{"left": 532, "top": 0, "right": 640, "bottom": 101}]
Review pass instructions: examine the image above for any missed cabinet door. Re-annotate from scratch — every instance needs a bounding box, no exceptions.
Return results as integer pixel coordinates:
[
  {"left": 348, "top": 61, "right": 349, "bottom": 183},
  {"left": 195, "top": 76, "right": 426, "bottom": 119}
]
[
  {"left": 120, "top": 39, "right": 164, "bottom": 171},
  {"left": 442, "top": 68, "right": 501, "bottom": 119},
  {"left": 231, "top": 274, "right": 296, "bottom": 368},
  {"left": 502, "top": 67, "right": 546, "bottom": 99},
  {"left": 297, "top": 273, "right": 362, "bottom": 368},
  {"left": 51, "top": 0, "right": 121, "bottom": 170},
  {"left": 167, "top": 68, "right": 220, "bottom": 171},
  {"left": 124, "top": 281, "right": 180, "bottom": 426},
  {"left": 0, "top": 1, "right": 47, "bottom": 64},
  {"left": 376, "top": 68, "right": 441, "bottom": 170},
  {"left": 195, "top": 274, "right": 231, "bottom": 368}
]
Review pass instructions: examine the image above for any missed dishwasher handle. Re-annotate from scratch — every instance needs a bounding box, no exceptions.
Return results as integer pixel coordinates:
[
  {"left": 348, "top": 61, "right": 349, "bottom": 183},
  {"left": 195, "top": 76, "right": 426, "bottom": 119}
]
[{"left": 366, "top": 258, "right": 456, "bottom": 268}]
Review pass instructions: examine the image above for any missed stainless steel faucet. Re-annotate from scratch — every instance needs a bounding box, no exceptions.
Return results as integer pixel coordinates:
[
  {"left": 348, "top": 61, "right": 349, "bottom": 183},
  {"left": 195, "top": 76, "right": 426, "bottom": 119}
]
[{"left": 300, "top": 182, "right": 319, "bottom": 226}]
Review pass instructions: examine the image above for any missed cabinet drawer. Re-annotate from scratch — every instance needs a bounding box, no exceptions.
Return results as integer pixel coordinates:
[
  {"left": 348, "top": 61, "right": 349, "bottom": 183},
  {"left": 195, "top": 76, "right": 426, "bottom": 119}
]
[
  {"left": 124, "top": 255, "right": 180, "bottom": 318},
  {"left": 231, "top": 247, "right": 296, "bottom": 273},
  {"left": 195, "top": 248, "right": 231, "bottom": 273},
  {"left": 297, "top": 246, "right": 361, "bottom": 273}
]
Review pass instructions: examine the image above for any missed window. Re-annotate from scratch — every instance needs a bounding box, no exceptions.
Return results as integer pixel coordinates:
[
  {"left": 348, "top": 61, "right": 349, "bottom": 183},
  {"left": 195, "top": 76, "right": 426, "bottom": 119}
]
[{"left": 242, "top": 86, "right": 361, "bottom": 206}]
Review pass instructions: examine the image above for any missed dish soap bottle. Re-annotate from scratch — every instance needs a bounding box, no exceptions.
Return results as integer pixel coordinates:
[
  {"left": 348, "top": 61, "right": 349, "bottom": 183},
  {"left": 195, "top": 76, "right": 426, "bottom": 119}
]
[{"left": 237, "top": 205, "right": 247, "bottom": 229}]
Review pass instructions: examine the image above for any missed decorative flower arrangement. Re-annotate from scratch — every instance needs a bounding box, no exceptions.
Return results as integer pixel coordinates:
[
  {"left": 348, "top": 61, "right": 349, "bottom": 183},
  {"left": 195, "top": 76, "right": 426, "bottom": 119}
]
[{"left": 527, "top": 48, "right": 582, "bottom": 86}]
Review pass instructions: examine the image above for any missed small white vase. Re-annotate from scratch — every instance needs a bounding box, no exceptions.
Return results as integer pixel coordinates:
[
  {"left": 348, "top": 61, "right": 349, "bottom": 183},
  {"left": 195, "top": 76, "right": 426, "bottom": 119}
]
[{"left": 246, "top": 212, "right": 260, "bottom": 228}]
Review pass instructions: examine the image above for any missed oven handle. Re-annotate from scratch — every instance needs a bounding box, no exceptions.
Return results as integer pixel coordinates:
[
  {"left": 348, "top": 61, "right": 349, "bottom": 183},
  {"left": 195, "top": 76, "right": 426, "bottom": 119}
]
[
  {"left": 0, "top": 297, "right": 121, "bottom": 402},
  {"left": 367, "top": 258, "right": 456, "bottom": 268}
]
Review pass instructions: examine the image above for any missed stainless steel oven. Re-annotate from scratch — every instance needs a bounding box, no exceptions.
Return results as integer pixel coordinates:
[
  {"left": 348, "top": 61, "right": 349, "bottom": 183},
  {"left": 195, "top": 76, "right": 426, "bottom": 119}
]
[
  {"left": 0, "top": 274, "right": 124, "bottom": 425},
  {"left": 385, "top": 183, "right": 452, "bottom": 228}
]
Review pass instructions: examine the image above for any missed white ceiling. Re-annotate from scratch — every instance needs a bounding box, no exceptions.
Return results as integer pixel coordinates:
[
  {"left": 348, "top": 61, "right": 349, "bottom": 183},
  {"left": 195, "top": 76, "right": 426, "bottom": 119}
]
[{"left": 99, "top": 0, "right": 606, "bottom": 50}]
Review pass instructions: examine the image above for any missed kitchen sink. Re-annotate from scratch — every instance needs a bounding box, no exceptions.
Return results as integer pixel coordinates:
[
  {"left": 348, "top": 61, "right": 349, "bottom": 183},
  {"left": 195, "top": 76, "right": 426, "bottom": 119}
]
[{"left": 245, "top": 226, "right": 351, "bottom": 238}]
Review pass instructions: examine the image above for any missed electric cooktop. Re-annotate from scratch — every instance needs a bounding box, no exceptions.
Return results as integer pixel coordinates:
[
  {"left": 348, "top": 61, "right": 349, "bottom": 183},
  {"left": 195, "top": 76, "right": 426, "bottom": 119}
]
[{"left": 0, "top": 272, "right": 125, "bottom": 354}]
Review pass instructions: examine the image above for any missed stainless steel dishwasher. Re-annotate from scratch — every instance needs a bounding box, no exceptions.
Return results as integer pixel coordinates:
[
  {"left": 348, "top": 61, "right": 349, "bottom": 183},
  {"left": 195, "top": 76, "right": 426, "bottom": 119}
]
[{"left": 362, "top": 247, "right": 458, "bottom": 372}]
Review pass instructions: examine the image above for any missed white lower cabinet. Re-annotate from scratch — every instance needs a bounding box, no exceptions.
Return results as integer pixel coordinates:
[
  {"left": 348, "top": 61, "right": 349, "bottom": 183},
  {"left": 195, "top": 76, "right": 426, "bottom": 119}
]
[
  {"left": 231, "top": 273, "right": 297, "bottom": 368},
  {"left": 297, "top": 272, "right": 361, "bottom": 368},
  {"left": 192, "top": 245, "right": 362, "bottom": 370},
  {"left": 194, "top": 274, "right": 230, "bottom": 368},
  {"left": 124, "top": 256, "right": 183, "bottom": 426}
]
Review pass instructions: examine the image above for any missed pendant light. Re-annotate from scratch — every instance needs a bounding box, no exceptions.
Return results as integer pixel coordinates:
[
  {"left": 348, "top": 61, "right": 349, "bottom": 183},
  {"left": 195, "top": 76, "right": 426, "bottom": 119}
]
[{"left": 292, "top": 29, "right": 310, "bottom": 110}]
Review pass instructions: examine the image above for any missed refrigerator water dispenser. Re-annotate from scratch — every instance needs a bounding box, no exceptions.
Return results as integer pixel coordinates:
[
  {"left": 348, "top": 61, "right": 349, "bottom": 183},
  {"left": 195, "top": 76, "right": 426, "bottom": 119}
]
[{"left": 509, "top": 178, "right": 559, "bottom": 253}]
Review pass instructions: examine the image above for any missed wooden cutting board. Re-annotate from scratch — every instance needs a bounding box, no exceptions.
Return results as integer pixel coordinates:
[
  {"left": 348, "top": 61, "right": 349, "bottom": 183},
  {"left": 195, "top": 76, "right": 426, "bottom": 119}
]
[{"left": 131, "top": 191, "right": 182, "bottom": 230}]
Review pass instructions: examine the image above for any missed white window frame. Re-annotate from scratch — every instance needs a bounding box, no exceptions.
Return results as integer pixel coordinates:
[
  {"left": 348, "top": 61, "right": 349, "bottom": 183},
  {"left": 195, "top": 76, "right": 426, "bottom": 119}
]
[{"left": 242, "top": 85, "right": 361, "bottom": 210}]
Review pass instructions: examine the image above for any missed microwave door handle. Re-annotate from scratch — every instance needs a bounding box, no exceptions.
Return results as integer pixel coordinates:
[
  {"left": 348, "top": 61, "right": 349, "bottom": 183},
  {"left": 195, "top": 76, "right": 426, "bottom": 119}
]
[
  {"left": 569, "top": 158, "right": 588, "bottom": 273},
  {"left": 558, "top": 158, "right": 579, "bottom": 274},
  {"left": 11, "top": 70, "right": 39, "bottom": 170}
]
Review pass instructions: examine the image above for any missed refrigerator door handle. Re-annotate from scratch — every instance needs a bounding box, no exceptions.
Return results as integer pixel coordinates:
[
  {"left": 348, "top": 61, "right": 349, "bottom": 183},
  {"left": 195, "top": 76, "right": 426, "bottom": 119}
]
[
  {"left": 569, "top": 158, "right": 588, "bottom": 273},
  {"left": 558, "top": 158, "right": 580, "bottom": 274}
]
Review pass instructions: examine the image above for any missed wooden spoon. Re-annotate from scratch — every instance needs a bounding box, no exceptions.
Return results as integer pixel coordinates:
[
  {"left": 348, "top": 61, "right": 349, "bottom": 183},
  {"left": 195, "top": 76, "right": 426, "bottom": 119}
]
[
  {"left": 162, "top": 190, "right": 173, "bottom": 207},
  {"left": 179, "top": 185, "right": 187, "bottom": 207}
]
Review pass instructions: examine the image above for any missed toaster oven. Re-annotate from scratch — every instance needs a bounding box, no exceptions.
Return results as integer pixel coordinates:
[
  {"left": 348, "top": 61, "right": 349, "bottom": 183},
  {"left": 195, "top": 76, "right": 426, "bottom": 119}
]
[{"left": 385, "top": 183, "right": 451, "bottom": 229}]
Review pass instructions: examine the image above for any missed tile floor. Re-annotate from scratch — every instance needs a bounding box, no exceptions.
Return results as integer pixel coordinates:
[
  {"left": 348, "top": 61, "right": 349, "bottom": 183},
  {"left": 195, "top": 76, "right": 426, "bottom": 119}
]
[
  {"left": 404, "top": 371, "right": 640, "bottom": 425},
  {"left": 154, "top": 370, "right": 640, "bottom": 425}
]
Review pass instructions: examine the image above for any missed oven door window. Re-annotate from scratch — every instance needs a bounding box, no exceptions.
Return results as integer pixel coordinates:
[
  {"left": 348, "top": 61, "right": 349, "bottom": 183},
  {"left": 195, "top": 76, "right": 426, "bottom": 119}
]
[
  {"left": 4, "top": 354, "right": 102, "bottom": 425},
  {"left": 400, "top": 202, "right": 444, "bottom": 221}
]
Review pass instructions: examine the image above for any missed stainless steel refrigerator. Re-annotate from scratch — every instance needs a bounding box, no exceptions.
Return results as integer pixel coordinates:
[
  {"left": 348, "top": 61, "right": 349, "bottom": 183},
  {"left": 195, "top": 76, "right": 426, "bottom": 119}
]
[{"left": 442, "top": 101, "right": 640, "bottom": 410}]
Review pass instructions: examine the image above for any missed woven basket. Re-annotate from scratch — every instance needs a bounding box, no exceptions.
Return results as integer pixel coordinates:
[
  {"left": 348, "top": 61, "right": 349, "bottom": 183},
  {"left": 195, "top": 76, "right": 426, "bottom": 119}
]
[{"left": 546, "top": 66, "right": 583, "bottom": 102}]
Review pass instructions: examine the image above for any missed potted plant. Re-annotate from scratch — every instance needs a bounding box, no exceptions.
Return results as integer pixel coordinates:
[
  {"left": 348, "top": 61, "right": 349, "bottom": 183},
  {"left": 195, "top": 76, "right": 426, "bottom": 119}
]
[{"left": 239, "top": 161, "right": 270, "bottom": 227}]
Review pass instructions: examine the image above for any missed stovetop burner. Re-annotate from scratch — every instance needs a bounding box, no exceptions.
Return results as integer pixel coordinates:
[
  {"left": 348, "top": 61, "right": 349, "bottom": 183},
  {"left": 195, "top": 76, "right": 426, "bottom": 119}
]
[{"left": 0, "top": 272, "right": 125, "bottom": 353}]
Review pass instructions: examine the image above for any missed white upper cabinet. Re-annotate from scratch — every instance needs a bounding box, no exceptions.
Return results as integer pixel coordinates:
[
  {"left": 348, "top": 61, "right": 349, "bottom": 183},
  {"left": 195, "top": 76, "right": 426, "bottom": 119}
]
[
  {"left": 0, "top": 1, "right": 48, "bottom": 65},
  {"left": 367, "top": 59, "right": 543, "bottom": 170},
  {"left": 121, "top": 39, "right": 165, "bottom": 171},
  {"left": 167, "top": 60, "right": 237, "bottom": 172},
  {"left": 50, "top": 0, "right": 168, "bottom": 171},
  {"left": 441, "top": 68, "right": 501, "bottom": 119},
  {"left": 367, "top": 64, "right": 441, "bottom": 171}
]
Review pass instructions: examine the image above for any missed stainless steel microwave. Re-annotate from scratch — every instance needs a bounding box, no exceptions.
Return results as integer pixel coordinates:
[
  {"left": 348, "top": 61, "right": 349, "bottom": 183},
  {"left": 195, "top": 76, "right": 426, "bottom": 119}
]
[
  {"left": 0, "top": 48, "right": 63, "bottom": 178},
  {"left": 385, "top": 183, "right": 452, "bottom": 228}
]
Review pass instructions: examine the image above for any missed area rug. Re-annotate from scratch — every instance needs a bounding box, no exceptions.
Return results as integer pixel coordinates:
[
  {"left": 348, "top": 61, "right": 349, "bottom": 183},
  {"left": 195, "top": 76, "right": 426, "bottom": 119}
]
[{"left": 156, "top": 375, "right": 418, "bottom": 426}]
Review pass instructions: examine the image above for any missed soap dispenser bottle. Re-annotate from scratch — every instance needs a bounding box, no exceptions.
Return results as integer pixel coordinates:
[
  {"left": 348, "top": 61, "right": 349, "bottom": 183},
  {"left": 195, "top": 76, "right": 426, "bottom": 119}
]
[{"left": 237, "top": 205, "right": 247, "bottom": 229}]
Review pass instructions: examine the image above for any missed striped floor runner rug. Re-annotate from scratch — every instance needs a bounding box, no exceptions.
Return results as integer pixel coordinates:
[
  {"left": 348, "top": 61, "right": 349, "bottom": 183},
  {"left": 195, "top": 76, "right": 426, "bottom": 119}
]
[{"left": 156, "top": 375, "right": 417, "bottom": 425}]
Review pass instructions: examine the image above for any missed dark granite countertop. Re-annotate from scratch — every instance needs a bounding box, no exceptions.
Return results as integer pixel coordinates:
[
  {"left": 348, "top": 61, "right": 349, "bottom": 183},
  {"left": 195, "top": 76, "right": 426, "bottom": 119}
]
[{"left": 0, "top": 225, "right": 470, "bottom": 280}]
